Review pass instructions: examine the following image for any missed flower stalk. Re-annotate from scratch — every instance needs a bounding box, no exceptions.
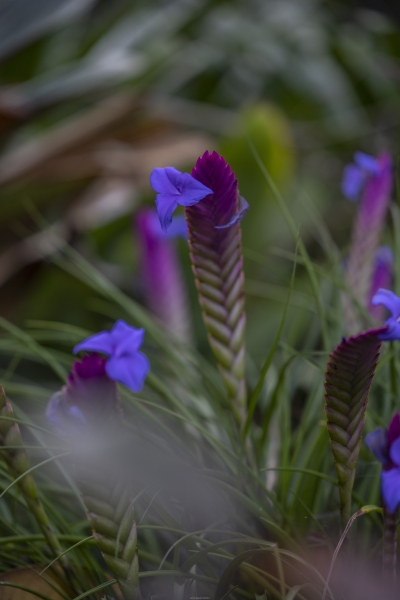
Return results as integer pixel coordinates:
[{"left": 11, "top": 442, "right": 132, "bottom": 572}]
[
  {"left": 382, "top": 505, "right": 397, "bottom": 582},
  {"left": 342, "top": 152, "right": 393, "bottom": 333}
]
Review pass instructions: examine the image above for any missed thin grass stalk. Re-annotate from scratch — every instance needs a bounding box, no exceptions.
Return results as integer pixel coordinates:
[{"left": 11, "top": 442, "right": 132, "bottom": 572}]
[
  {"left": 382, "top": 505, "right": 397, "bottom": 582},
  {"left": 0, "top": 387, "right": 68, "bottom": 567}
]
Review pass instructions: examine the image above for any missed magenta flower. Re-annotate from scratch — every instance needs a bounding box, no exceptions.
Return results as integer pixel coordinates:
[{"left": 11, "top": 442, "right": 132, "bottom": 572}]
[
  {"left": 365, "top": 413, "right": 400, "bottom": 512},
  {"left": 342, "top": 151, "right": 393, "bottom": 333},
  {"left": 135, "top": 208, "right": 192, "bottom": 343},
  {"left": 371, "top": 289, "right": 400, "bottom": 341},
  {"left": 150, "top": 167, "right": 212, "bottom": 232},
  {"left": 46, "top": 353, "right": 119, "bottom": 431},
  {"left": 74, "top": 320, "right": 150, "bottom": 392},
  {"left": 150, "top": 159, "right": 249, "bottom": 232}
]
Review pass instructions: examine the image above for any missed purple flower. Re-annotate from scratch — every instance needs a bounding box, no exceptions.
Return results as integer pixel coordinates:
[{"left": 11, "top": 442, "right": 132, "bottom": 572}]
[
  {"left": 135, "top": 208, "right": 192, "bottom": 343},
  {"left": 342, "top": 152, "right": 393, "bottom": 334},
  {"left": 150, "top": 156, "right": 249, "bottom": 232},
  {"left": 371, "top": 289, "right": 400, "bottom": 341},
  {"left": 365, "top": 413, "right": 400, "bottom": 512},
  {"left": 150, "top": 167, "right": 212, "bottom": 232},
  {"left": 46, "top": 354, "right": 119, "bottom": 432},
  {"left": 74, "top": 320, "right": 150, "bottom": 392},
  {"left": 342, "top": 152, "right": 381, "bottom": 201}
]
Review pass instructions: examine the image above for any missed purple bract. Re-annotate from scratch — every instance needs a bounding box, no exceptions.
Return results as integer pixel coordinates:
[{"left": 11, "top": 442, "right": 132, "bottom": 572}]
[
  {"left": 365, "top": 413, "right": 400, "bottom": 512},
  {"left": 135, "top": 208, "right": 191, "bottom": 343},
  {"left": 74, "top": 320, "right": 150, "bottom": 392},
  {"left": 46, "top": 353, "right": 119, "bottom": 432}
]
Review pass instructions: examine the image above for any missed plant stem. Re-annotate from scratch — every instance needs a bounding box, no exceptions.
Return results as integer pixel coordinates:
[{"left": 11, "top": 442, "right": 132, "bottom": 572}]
[{"left": 382, "top": 505, "right": 398, "bottom": 583}]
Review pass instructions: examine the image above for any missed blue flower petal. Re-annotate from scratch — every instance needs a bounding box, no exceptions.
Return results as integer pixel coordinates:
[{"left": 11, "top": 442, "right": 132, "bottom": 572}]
[
  {"left": 74, "top": 331, "right": 114, "bottom": 356},
  {"left": 371, "top": 289, "right": 400, "bottom": 319},
  {"left": 354, "top": 152, "right": 380, "bottom": 175},
  {"left": 151, "top": 167, "right": 212, "bottom": 232},
  {"left": 215, "top": 195, "right": 250, "bottom": 230},
  {"left": 365, "top": 428, "right": 389, "bottom": 465},
  {"left": 114, "top": 330, "right": 145, "bottom": 357},
  {"left": 341, "top": 164, "right": 366, "bottom": 201},
  {"left": 155, "top": 195, "right": 179, "bottom": 233},
  {"left": 106, "top": 352, "right": 150, "bottom": 392},
  {"left": 150, "top": 167, "right": 183, "bottom": 195},
  {"left": 162, "top": 215, "right": 188, "bottom": 240},
  {"left": 177, "top": 173, "right": 212, "bottom": 206},
  {"left": 377, "top": 319, "right": 400, "bottom": 341},
  {"left": 381, "top": 468, "right": 400, "bottom": 512},
  {"left": 390, "top": 438, "right": 400, "bottom": 468},
  {"left": 111, "top": 320, "right": 145, "bottom": 351}
]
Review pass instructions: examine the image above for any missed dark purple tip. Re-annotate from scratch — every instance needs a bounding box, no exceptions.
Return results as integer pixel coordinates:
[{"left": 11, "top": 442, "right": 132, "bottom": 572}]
[
  {"left": 191, "top": 151, "right": 239, "bottom": 229},
  {"left": 388, "top": 413, "right": 400, "bottom": 448}
]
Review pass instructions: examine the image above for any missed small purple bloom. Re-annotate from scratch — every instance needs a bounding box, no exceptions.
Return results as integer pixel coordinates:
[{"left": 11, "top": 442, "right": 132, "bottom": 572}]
[
  {"left": 150, "top": 156, "right": 249, "bottom": 232},
  {"left": 74, "top": 320, "right": 150, "bottom": 392},
  {"left": 46, "top": 353, "right": 119, "bottom": 432},
  {"left": 371, "top": 289, "right": 400, "bottom": 341},
  {"left": 365, "top": 413, "right": 400, "bottom": 512},
  {"left": 342, "top": 152, "right": 381, "bottom": 201},
  {"left": 150, "top": 167, "right": 212, "bottom": 232}
]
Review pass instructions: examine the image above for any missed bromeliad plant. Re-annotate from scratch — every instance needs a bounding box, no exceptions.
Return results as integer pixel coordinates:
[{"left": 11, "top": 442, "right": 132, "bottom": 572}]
[
  {"left": 46, "top": 320, "right": 150, "bottom": 600},
  {"left": 2, "top": 147, "right": 400, "bottom": 598},
  {"left": 151, "top": 151, "right": 249, "bottom": 428},
  {"left": 324, "top": 288, "right": 400, "bottom": 527}
]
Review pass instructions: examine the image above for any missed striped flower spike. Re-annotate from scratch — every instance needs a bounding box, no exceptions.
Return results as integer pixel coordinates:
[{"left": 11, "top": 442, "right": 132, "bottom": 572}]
[
  {"left": 324, "top": 289, "right": 400, "bottom": 528},
  {"left": 151, "top": 151, "right": 249, "bottom": 428},
  {"left": 342, "top": 152, "right": 393, "bottom": 334}
]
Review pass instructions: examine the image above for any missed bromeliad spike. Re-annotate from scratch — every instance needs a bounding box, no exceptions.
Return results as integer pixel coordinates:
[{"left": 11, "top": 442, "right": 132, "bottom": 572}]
[
  {"left": 324, "top": 329, "right": 384, "bottom": 526},
  {"left": 185, "top": 151, "right": 248, "bottom": 427}
]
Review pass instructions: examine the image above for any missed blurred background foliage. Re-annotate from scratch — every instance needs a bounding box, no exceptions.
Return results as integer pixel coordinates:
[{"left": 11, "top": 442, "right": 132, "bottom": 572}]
[{"left": 0, "top": 0, "right": 399, "bottom": 401}]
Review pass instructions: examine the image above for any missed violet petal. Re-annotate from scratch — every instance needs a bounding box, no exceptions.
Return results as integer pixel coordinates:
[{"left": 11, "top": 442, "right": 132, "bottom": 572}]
[
  {"left": 342, "top": 164, "right": 366, "bottom": 201},
  {"left": 371, "top": 289, "right": 400, "bottom": 318},
  {"left": 150, "top": 167, "right": 183, "bottom": 195},
  {"left": 214, "top": 195, "right": 250, "bottom": 230},
  {"left": 365, "top": 428, "right": 389, "bottom": 465},
  {"left": 74, "top": 331, "right": 114, "bottom": 356},
  {"left": 106, "top": 353, "right": 150, "bottom": 392},
  {"left": 390, "top": 438, "right": 400, "bottom": 468},
  {"left": 354, "top": 151, "right": 380, "bottom": 175},
  {"left": 381, "top": 468, "right": 400, "bottom": 512}
]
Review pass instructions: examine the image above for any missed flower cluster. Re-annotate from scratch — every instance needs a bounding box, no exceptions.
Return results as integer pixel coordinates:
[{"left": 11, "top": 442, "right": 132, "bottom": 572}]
[
  {"left": 365, "top": 413, "right": 400, "bottom": 512},
  {"left": 46, "top": 320, "right": 149, "bottom": 432},
  {"left": 342, "top": 151, "right": 391, "bottom": 202},
  {"left": 150, "top": 154, "right": 249, "bottom": 232}
]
